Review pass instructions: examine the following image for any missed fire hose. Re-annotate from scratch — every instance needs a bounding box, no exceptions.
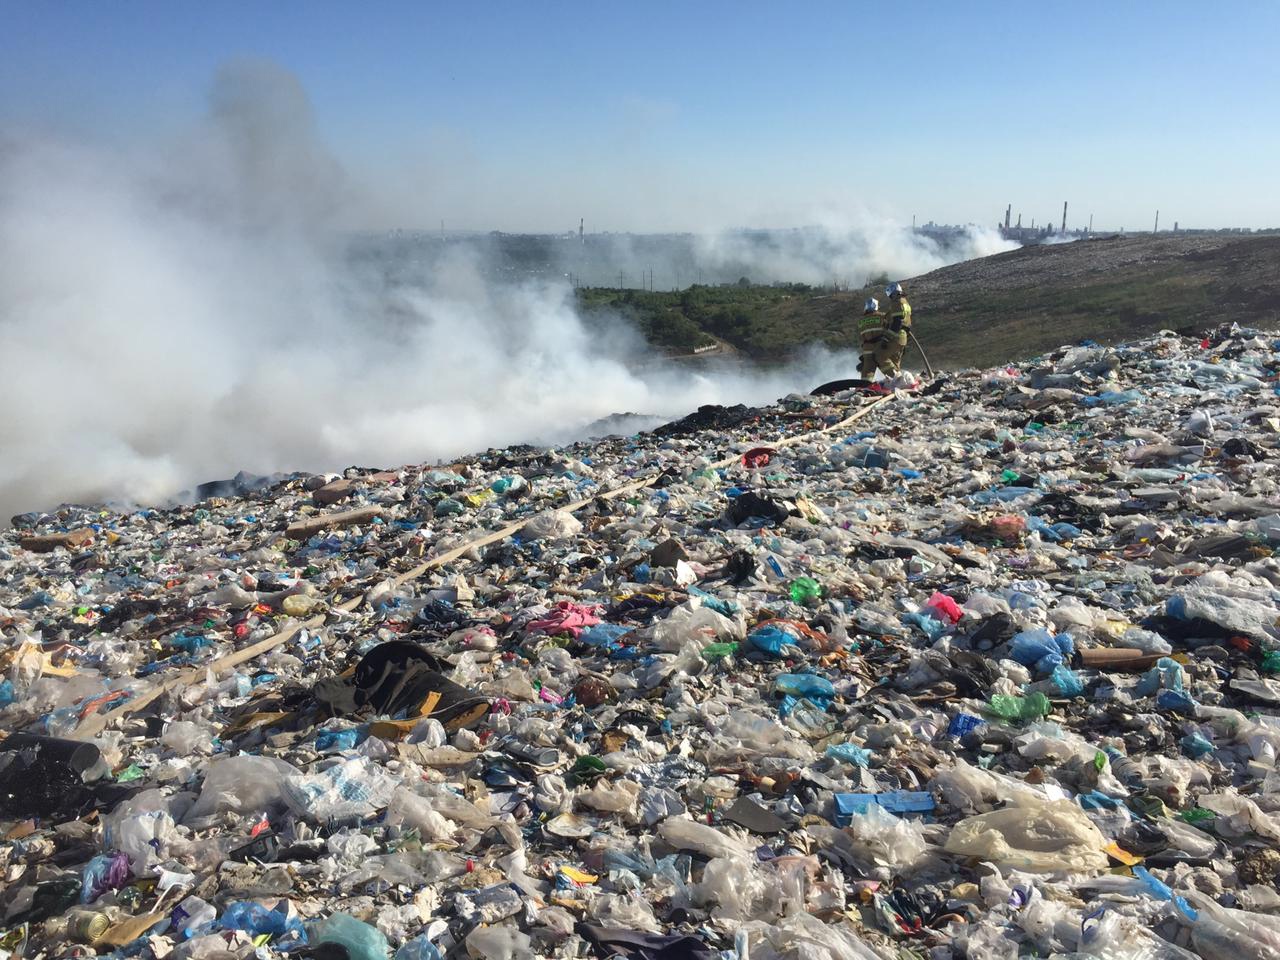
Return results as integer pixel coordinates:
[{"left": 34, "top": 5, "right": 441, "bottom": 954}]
[{"left": 909, "top": 329, "right": 936, "bottom": 378}]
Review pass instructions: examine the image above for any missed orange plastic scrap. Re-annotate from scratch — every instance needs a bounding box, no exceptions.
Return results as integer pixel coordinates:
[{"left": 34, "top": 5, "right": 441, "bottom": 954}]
[
  {"left": 77, "top": 689, "right": 131, "bottom": 719},
  {"left": 818, "top": 650, "right": 850, "bottom": 668}
]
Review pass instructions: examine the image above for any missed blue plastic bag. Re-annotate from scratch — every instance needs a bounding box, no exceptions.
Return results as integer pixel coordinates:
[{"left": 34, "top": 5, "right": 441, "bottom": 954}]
[
  {"left": 1136, "top": 657, "right": 1183, "bottom": 696},
  {"left": 775, "top": 673, "right": 835, "bottom": 699},
  {"left": 579, "top": 624, "right": 631, "bottom": 647},
  {"left": 315, "top": 728, "right": 364, "bottom": 751},
  {"left": 1009, "top": 629, "right": 1074, "bottom": 675},
  {"left": 746, "top": 625, "right": 792, "bottom": 657},
  {"left": 903, "top": 612, "right": 946, "bottom": 640},
  {"left": 219, "top": 901, "right": 308, "bottom": 943},
  {"left": 1180, "top": 732, "right": 1214, "bottom": 758},
  {"left": 825, "top": 742, "right": 872, "bottom": 767},
  {"left": 1049, "top": 664, "right": 1085, "bottom": 696},
  {"left": 1133, "top": 866, "right": 1198, "bottom": 920}
]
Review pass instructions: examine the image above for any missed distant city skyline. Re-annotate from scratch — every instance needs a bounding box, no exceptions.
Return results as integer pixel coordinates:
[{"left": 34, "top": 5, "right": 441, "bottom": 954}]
[{"left": 3, "top": 0, "right": 1278, "bottom": 232}]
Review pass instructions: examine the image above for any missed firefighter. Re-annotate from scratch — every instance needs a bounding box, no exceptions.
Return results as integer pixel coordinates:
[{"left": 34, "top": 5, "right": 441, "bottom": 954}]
[
  {"left": 857, "top": 296, "right": 887, "bottom": 379},
  {"left": 881, "top": 281, "right": 912, "bottom": 376}
]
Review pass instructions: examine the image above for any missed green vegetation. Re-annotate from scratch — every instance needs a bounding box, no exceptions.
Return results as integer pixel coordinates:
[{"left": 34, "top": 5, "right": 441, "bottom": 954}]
[
  {"left": 575, "top": 283, "right": 826, "bottom": 357},
  {"left": 577, "top": 235, "right": 1280, "bottom": 369}
]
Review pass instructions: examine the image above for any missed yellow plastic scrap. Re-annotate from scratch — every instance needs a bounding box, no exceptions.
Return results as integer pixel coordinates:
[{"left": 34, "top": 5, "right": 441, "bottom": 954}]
[
  {"left": 558, "top": 866, "right": 598, "bottom": 885},
  {"left": 1103, "top": 841, "right": 1143, "bottom": 866}
]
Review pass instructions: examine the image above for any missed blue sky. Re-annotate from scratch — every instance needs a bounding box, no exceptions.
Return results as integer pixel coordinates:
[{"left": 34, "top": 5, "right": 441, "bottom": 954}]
[{"left": 3, "top": 0, "right": 1278, "bottom": 231}]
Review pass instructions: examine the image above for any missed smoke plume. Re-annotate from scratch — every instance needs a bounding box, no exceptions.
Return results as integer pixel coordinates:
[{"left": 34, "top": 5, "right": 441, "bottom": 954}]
[{"left": 0, "top": 62, "right": 995, "bottom": 521}]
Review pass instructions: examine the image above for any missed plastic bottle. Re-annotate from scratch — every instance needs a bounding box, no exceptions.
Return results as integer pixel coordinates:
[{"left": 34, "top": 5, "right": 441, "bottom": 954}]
[
  {"left": 395, "top": 936, "right": 444, "bottom": 960},
  {"left": 170, "top": 895, "right": 216, "bottom": 938}
]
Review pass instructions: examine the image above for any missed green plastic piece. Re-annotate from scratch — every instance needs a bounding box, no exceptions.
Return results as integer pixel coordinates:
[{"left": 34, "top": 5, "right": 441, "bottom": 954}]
[
  {"left": 984, "top": 691, "right": 1051, "bottom": 722},
  {"left": 789, "top": 577, "right": 822, "bottom": 604}
]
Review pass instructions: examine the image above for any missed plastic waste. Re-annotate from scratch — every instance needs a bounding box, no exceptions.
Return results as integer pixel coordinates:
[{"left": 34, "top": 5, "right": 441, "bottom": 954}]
[
  {"left": 985, "top": 691, "right": 1052, "bottom": 722},
  {"left": 3, "top": 326, "right": 1280, "bottom": 956},
  {"left": 944, "top": 795, "right": 1110, "bottom": 873},
  {"left": 788, "top": 576, "right": 822, "bottom": 604},
  {"left": 311, "top": 913, "right": 390, "bottom": 960}
]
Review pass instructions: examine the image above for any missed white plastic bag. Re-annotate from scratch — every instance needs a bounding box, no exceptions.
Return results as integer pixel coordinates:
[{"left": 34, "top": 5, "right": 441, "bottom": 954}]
[
  {"left": 185, "top": 754, "right": 300, "bottom": 821},
  {"left": 944, "top": 796, "right": 1109, "bottom": 874},
  {"left": 281, "top": 756, "right": 399, "bottom": 821},
  {"left": 657, "top": 816, "right": 751, "bottom": 859},
  {"left": 518, "top": 510, "right": 582, "bottom": 542}
]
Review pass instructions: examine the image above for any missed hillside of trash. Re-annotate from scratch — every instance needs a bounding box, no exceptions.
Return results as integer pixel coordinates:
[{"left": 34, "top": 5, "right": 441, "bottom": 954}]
[{"left": 4, "top": 326, "right": 1280, "bottom": 960}]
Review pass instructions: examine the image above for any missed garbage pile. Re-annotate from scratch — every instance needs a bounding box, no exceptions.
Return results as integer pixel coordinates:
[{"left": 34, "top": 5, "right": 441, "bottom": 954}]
[{"left": 4, "top": 326, "right": 1280, "bottom": 960}]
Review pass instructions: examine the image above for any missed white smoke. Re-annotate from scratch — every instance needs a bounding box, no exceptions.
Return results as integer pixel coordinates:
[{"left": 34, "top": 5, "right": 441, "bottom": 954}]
[
  {"left": 688, "top": 217, "right": 1018, "bottom": 287},
  {"left": 1, "top": 63, "right": 891, "bottom": 521}
]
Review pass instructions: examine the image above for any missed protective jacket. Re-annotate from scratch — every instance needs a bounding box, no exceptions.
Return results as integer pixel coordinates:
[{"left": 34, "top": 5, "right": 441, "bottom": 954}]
[{"left": 887, "top": 297, "right": 912, "bottom": 344}]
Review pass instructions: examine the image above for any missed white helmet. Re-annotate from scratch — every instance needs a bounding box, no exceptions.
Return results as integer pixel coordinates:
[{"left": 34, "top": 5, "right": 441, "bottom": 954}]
[
  {"left": 885, "top": 282, "right": 904, "bottom": 298},
  {"left": 864, "top": 297, "right": 879, "bottom": 312}
]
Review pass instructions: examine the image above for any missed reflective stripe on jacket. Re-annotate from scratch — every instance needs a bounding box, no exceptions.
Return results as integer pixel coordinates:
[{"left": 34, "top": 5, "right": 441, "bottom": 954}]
[{"left": 858, "top": 312, "right": 887, "bottom": 336}]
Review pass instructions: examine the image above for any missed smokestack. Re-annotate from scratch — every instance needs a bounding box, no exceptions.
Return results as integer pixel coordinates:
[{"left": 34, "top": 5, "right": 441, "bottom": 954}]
[
  {"left": 1062, "top": 201, "right": 1068, "bottom": 234},
  {"left": 579, "top": 218, "right": 584, "bottom": 244},
  {"left": 1017, "top": 213, "right": 1022, "bottom": 228},
  {"left": 1005, "top": 204, "right": 1011, "bottom": 230},
  {"left": 1154, "top": 210, "right": 1159, "bottom": 234}
]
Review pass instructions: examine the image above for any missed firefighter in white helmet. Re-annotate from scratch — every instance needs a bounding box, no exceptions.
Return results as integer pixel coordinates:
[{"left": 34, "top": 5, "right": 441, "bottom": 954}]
[
  {"left": 857, "top": 297, "right": 885, "bottom": 379},
  {"left": 858, "top": 282, "right": 912, "bottom": 379}
]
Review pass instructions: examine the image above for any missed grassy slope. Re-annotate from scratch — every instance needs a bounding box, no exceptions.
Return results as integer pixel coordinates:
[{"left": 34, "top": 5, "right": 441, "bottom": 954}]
[{"left": 580, "top": 234, "right": 1280, "bottom": 369}]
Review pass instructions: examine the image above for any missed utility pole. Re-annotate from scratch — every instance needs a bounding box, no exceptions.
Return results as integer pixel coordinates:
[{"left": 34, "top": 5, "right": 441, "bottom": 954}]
[{"left": 619, "top": 271, "right": 625, "bottom": 290}]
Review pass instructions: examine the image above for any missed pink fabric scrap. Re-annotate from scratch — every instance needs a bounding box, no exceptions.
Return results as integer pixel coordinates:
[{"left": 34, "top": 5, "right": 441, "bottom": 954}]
[
  {"left": 526, "top": 601, "right": 602, "bottom": 638},
  {"left": 925, "top": 591, "right": 964, "bottom": 624}
]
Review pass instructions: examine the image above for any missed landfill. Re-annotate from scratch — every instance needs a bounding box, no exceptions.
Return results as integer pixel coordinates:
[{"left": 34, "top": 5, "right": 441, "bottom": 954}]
[{"left": 4, "top": 326, "right": 1280, "bottom": 960}]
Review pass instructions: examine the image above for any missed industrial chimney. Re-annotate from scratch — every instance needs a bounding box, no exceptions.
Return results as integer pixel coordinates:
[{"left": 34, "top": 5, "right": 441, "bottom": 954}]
[{"left": 1062, "top": 201, "right": 1068, "bottom": 234}]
